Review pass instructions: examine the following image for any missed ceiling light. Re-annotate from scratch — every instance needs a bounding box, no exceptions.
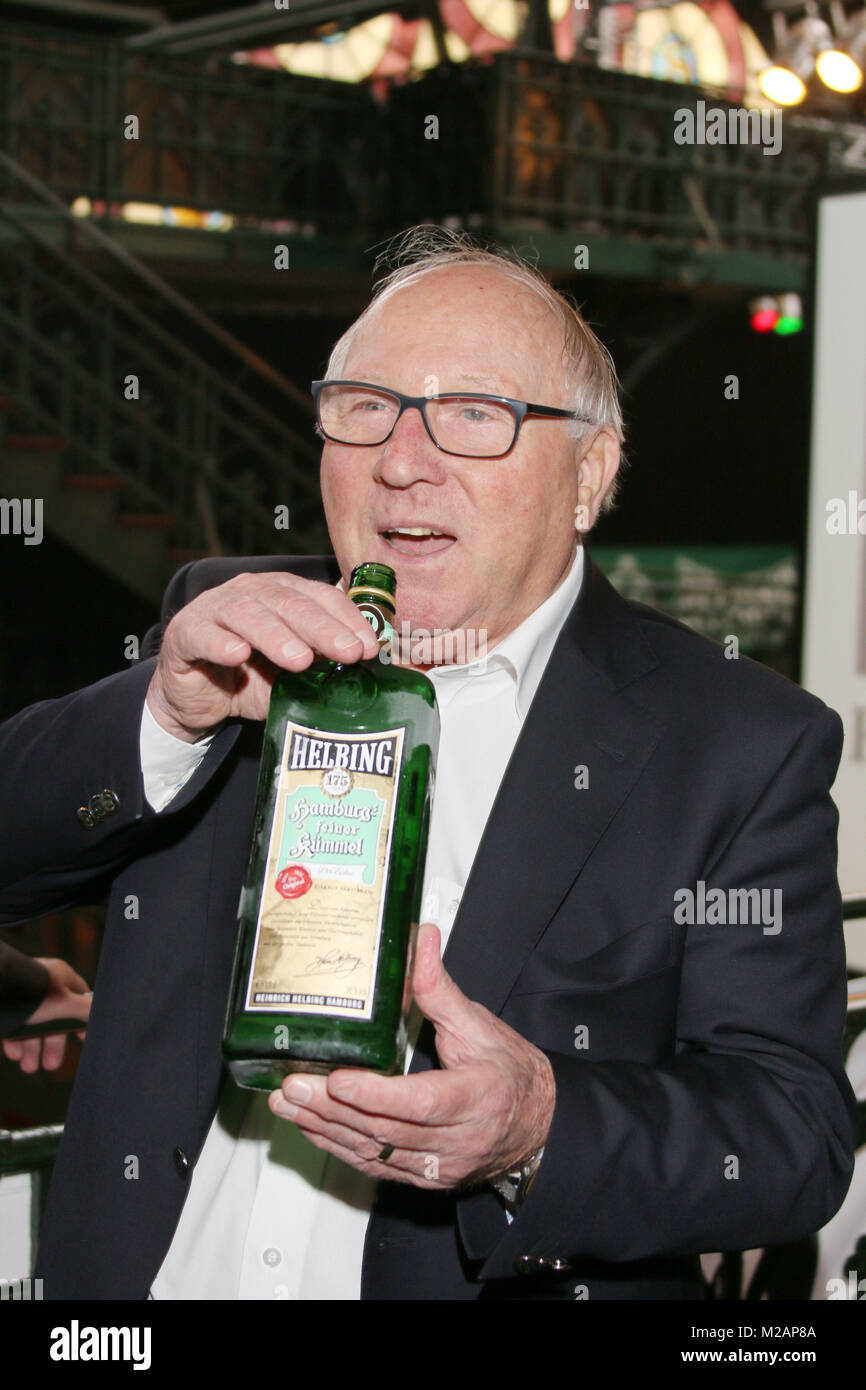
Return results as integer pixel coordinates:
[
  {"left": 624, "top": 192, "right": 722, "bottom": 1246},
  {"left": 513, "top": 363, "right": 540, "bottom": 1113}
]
[
  {"left": 759, "top": 10, "right": 836, "bottom": 104},
  {"left": 816, "top": 6, "right": 866, "bottom": 91}
]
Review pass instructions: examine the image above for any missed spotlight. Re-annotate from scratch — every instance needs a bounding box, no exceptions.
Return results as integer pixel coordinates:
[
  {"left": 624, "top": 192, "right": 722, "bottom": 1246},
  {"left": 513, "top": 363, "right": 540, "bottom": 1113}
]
[
  {"left": 758, "top": 64, "right": 808, "bottom": 103},
  {"left": 759, "top": 9, "right": 836, "bottom": 104},
  {"left": 816, "top": 5, "right": 866, "bottom": 92}
]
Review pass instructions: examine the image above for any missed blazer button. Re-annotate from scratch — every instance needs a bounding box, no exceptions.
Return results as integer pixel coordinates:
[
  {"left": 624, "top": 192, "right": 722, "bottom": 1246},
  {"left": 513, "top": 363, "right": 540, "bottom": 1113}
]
[
  {"left": 89, "top": 789, "right": 119, "bottom": 821},
  {"left": 77, "top": 807, "right": 95, "bottom": 830},
  {"left": 173, "top": 1147, "right": 190, "bottom": 1179}
]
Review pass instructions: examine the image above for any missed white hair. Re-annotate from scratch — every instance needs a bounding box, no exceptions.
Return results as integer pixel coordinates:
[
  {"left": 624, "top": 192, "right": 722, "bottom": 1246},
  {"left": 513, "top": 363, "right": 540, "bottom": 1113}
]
[{"left": 325, "top": 224, "right": 627, "bottom": 511}]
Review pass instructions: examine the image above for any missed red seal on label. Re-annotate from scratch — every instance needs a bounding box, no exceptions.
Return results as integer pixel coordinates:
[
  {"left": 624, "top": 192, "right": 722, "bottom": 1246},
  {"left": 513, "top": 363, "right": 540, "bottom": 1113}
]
[{"left": 275, "top": 866, "right": 312, "bottom": 899}]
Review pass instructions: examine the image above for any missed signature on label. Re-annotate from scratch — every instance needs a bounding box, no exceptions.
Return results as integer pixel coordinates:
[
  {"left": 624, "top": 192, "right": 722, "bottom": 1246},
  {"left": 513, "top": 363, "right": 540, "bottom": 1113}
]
[{"left": 302, "top": 949, "right": 363, "bottom": 978}]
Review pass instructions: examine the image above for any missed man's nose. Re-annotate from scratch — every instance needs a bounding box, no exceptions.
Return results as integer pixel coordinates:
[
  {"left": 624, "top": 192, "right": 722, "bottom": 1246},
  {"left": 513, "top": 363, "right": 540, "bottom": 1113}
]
[{"left": 373, "top": 404, "right": 447, "bottom": 485}]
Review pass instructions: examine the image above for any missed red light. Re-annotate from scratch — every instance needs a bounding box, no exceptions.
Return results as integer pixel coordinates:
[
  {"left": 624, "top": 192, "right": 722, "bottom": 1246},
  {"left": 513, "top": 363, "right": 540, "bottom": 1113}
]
[{"left": 751, "top": 308, "right": 779, "bottom": 333}]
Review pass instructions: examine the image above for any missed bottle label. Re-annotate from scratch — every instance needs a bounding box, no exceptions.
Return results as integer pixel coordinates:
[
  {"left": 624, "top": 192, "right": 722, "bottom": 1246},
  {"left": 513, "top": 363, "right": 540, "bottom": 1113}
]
[
  {"left": 244, "top": 721, "right": 405, "bottom": 1021},
  {"left": 355, "top": 600, "right": 393, "bottom": 647}
]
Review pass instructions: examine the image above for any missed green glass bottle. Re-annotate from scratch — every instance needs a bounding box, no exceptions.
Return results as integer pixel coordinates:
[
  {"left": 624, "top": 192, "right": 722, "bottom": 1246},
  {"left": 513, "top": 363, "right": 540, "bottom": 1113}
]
[{"left": 222, "top": 562, "right": 439, "bottom": 1090}]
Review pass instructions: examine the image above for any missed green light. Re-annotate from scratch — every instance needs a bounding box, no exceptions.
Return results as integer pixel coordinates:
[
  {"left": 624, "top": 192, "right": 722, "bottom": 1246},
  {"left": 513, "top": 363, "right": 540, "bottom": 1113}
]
[{"left": 773, "top": 315, "right": 802, "bottom": 335}]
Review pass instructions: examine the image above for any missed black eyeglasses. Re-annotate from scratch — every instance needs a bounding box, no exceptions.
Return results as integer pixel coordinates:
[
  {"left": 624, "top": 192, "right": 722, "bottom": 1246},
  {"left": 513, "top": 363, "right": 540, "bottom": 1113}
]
[{"left": 311, "top": 380, "right": 593, "bottom": 460}]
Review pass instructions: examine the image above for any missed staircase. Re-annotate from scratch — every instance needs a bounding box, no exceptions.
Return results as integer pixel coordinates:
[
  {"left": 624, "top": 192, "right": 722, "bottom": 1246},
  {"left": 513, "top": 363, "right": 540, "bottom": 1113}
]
[
  {"left": 0, "top": 409, "right": 170, "bottom": 600},
  {"left": 0, "top": 154, "right": 327, "bottom": 605}
]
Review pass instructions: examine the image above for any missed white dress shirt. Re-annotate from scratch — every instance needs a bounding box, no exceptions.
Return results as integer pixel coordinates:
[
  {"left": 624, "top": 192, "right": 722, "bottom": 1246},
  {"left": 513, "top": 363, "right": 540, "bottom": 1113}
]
[{"left": 148, "top": 545, "right": 585, "bottom": 1299}]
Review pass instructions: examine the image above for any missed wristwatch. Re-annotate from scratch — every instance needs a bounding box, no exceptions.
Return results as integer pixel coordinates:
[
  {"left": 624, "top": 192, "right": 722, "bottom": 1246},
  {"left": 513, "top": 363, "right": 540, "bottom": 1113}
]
[{"left": 489, "top": 1147, "right": 545, "bottom": 1214}]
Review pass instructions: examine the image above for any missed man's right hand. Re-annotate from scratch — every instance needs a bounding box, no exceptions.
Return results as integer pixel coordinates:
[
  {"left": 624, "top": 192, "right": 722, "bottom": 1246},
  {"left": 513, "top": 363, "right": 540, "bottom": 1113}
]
[{"left": 146, "top": 572, "right": 380, "bottom": 742}]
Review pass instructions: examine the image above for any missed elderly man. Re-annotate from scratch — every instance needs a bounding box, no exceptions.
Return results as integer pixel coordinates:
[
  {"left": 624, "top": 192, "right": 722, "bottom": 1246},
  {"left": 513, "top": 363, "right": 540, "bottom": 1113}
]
[{"left": 2, "top": 228, "right": 855, "bottom": 1300}]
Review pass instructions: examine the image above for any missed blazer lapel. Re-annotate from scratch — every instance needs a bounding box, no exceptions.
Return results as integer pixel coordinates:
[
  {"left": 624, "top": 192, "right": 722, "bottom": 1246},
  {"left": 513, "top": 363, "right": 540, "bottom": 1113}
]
[{"left": 421, "top": 549, "right": 668, "bottom": 1037}]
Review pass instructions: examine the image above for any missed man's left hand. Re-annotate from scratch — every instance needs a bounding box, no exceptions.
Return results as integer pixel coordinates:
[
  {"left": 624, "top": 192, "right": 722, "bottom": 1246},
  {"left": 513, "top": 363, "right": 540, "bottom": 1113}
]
[{"left": 269, "top": 923, "right": 556, "bottom": 1190}]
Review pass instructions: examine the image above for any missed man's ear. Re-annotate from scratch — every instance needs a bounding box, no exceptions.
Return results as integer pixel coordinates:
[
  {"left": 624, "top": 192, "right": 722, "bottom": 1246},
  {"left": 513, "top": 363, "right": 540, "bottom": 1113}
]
[{"left": 575, "top": 428, "right": 621, "bottom": 533}]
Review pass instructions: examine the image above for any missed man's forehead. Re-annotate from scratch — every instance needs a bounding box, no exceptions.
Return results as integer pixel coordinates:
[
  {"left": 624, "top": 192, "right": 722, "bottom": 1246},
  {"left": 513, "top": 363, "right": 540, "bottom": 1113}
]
[
  {"left": 343, "top": 271, "right": 566, "bottom": 393},
  {"left": 358, "top": 265, "right": 555, "bottom": 330}
]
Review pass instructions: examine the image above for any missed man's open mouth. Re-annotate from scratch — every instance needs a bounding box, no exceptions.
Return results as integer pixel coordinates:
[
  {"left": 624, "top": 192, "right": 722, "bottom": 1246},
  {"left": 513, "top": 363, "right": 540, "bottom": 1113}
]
[{"left": 380, "top": 527, "right": 456, "bottom": 557}]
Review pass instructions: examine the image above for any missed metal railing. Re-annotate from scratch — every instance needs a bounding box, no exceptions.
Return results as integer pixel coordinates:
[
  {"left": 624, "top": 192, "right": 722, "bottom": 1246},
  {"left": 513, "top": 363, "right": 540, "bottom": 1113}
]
[
  {"left": 0, "top": 1123, "right": 64, "bottom": 1176},
  {"left": 3, "top": 24, "right": 864, "bottom": 274},
  {"left": 489, "top": 54, "right": 839, "bottom": 255},
  {"left": 0, "top": 1123, "right": 64, "bottom": 1266},
  {"left": 373, "top": 50, "right": 866, "bottom": 282},
  {"left": 0, "top": 21, "right": 380, "bottom": 228},
  {"left": 0, "top": 152, "right": 327, "bottom": 559}
]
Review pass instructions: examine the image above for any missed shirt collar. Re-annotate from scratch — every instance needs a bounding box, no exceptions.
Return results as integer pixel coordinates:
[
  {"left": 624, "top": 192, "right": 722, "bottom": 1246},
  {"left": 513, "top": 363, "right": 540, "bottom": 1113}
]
[{"left": 423, "top": 544, "right": 585, "bottom": 720}]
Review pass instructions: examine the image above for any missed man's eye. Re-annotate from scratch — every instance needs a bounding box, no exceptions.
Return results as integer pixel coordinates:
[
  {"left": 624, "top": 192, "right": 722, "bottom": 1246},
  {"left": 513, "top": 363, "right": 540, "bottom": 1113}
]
[
  {"left": 459, "top": 406, "right": 491, "bottom": 423},
  {"left": 342, "top": 397, "right": 386, "bottom": 416}
]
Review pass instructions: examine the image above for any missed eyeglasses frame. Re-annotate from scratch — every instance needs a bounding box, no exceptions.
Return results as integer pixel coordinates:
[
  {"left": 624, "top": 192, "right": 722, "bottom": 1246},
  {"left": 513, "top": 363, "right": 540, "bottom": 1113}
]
[{"left": 310, "top": 379, "right": 594, "bottom": 460}]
